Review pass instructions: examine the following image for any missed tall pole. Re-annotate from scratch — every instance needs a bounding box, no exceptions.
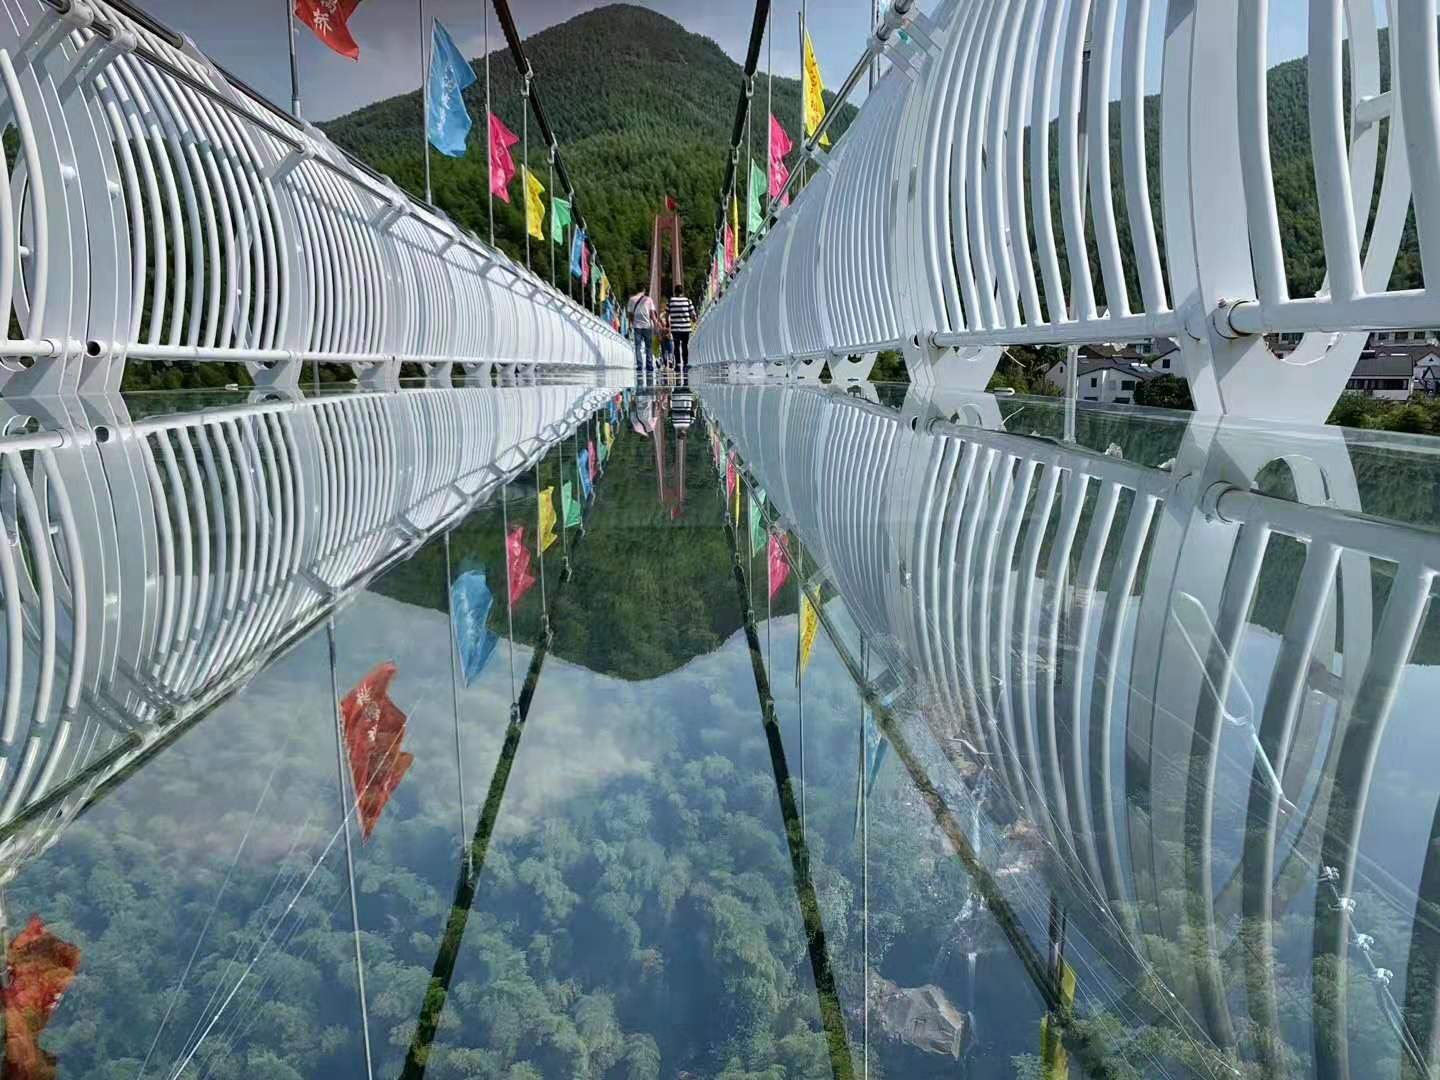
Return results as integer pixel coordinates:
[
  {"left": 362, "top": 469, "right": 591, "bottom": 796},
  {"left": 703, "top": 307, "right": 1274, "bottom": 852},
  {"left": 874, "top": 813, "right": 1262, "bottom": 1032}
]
[
  {"left": 798, "top": 8, "right": 806, "bottom": 190},
  {"left": 766, "top": 5, "right": 774, "bottom": 219},
  {"left": 419, "top": 3, "right": 432, "bottom": 204},
  {"left": 522, "top": 74, "right": 531, "bottom": 272},
  {"left": 869, "top": 0, "right": 880, "bottom": 90},
  {"left": 548, "top": 152, "right": 556, "bottom": 288},
  {"left": 286, "top": 0, "right": 301, "bottom": 118},
  {"left": 484, "top": 0, "right": 495, "bottom": 246}
]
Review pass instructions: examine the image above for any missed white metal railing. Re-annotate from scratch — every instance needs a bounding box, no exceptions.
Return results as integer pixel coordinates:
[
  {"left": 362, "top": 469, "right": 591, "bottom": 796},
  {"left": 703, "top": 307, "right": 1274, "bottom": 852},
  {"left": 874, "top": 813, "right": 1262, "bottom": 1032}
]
[
  {"left": 0, "top": 0, "right": 630, "bottom": 396},
  {"left": 0, "top": 383, "right": 612, "bottom": 878},
  {"left": 697, "top": 0, "right": 1431, "bottom": 422},
  {"left": 704, "top": 381, "right": 1440, "bottom": 1074}
]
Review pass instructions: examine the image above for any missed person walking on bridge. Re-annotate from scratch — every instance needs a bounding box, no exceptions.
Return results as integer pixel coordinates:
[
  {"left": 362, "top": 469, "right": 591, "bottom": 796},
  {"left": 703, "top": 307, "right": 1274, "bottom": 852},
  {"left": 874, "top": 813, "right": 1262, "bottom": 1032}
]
[
  {"left": 627, "top": 288, "right": 657, "bottom": 375},
  {"left": 667, "top": 287, "right": 696, "bottom": 376}
]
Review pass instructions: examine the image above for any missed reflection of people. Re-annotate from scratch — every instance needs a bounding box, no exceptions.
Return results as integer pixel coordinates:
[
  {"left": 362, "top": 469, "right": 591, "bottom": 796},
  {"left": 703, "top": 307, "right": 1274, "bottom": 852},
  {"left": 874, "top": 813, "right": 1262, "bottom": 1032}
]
[
  {"left": 659, "top": 313, "right": 674, "bottom": 370},
  {"left": 667, "top": 288, "right": 695, "bottom": 375},
  {"left": 626, "top": 288, "right": 656, "bottom": 373}
]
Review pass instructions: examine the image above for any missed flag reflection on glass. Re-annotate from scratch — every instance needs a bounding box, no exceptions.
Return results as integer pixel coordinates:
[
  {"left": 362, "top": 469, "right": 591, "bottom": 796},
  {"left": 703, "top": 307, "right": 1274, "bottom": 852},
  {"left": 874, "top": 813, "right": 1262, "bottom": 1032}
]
[
  {"left": 3, "top": 916, "right": 79, "bottom": 1080},
  {"left": 340, "top": 661, "right": 414, "bottom": 841},
  {"left": 451, "top": 570, "right": 499, "bottom": 685}
]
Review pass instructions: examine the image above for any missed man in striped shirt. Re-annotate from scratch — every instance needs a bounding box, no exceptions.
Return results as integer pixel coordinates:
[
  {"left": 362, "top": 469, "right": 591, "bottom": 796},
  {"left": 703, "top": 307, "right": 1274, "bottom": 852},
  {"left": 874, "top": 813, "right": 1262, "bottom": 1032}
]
[{"left": 667, "top": 288, "right": 696, "bottom": 376}]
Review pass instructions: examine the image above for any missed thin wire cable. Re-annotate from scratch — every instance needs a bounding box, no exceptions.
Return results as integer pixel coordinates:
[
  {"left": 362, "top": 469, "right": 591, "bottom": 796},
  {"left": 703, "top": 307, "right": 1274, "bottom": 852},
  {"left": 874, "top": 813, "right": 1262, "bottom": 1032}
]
[
  {"left": 419, "top": 2, "right": 432, "bottom": 205},
  {"left": 484, "top": 0, "right": 495, "bottom": 247},
  {"left": 444, "top": 531, "right": 468, "bottom": 844},
  {"left": 500, "top": 482, "right": 518, "bottom": 709}
]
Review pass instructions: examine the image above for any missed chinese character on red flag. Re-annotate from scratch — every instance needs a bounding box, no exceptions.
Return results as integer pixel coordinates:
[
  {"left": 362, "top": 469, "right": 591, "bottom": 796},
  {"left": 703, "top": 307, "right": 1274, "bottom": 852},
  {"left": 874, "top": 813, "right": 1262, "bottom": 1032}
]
[
  {"left": 3, "top": 916, "right": 80, "bottom": 1080},
  {"left": 339, "top": 661, "right": 413, "bottom": 840},
  {"left": 295, "top": 0, "right": 362, "bottom": 60}
]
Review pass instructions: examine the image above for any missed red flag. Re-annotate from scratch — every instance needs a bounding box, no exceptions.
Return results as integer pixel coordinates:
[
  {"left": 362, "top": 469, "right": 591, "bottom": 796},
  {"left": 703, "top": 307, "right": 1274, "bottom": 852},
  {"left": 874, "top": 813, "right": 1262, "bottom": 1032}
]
[
  {"left": 665, "top": 195, "right": 679, "bottom": 212},
  {"left": 294, "top": 0, "right": 362, "bottom": 60},
  {"left": 724, "top": 222, "right": 736, "bottom": 273},
  {"left": 587, "top": 440, "right": 598, "bottom": 481},
  {"left": 488, "top": 113, "right": 520, "bottom": 203},
  {"left": 726, "top": 453, "right": 737, "bottom": 498},
  {"left": 339, "top": 661, "right": 413, "bottom": 841},
  {"left": 506, "top": 524, "right": 536, "bottom": 608},
  {"left": 581, "top": 242, "right": 591, "bottom": 285},
  {"left": 769, "top": 114, "right": 792, "bottom": 209},
  {"left": 4, "top": 916, "right": 80, "bottom": 1080},
  {"left": 768, "top": 531, "right": 790, "bottom": 600}
]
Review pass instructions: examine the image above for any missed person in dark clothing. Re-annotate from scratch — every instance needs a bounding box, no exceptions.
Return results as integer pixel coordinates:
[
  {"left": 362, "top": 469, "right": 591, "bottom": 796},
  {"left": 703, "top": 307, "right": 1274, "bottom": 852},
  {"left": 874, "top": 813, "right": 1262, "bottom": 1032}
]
[{"left": 667, "top": 288, "right": 696, "bottom": 374}]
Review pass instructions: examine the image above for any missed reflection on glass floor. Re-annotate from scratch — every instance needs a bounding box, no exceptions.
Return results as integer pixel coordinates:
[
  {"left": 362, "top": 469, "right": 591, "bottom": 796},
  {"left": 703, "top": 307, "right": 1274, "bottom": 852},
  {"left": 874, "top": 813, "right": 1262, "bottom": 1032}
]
[{"left": 0, "top": 381, "right": 1437, "bottom": 1078}]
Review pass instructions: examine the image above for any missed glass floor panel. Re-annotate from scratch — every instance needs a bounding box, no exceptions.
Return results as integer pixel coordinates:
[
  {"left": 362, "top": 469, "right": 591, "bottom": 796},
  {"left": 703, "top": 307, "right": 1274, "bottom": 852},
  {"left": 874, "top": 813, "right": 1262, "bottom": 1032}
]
[{"left": 1, "top": 380, "right": 1438, "bottom": 1079}]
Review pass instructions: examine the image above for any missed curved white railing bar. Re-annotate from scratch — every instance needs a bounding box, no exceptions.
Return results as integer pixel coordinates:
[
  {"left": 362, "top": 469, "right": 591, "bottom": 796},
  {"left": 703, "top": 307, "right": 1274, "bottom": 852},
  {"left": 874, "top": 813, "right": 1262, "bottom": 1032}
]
[
  {"left": 0, "top": 383, "right": 614, "bottom": 879},
  {"left": 0, "top": 0, "right": 630, "bottom": 396},
  {"left": 704, "top": 382, "right": 1440, "bottom": 1076},
  {"left": 697, "top": 0, "right": 1432, "bottom": 422}
]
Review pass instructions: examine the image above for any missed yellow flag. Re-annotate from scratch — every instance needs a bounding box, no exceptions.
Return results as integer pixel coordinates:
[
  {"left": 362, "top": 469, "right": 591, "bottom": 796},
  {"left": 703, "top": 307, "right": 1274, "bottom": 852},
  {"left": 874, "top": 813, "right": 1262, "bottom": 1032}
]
[
  {"left": 600, "top": 274, "right": 610, "bottom": 305},
  {"left": 731, "top": 188, "right": 741, "bottom": 246},
  {"left": 732, "top": 469, "right": 741, "bottom": 524},
  {"left": 803, "top": 32, "right": 831, "bottom": 148},
  {"left": 539, "top": 486, "right": 558, "bottom": 551},
  {"left": 798, "top": 591, "right": 819, "bottom": 678},
  {"left": 1039, "top": 960, "right": 1077, "bottom": 1078},
  {"left": 524, "top": 167, "right": 546, "bottom": 241}
]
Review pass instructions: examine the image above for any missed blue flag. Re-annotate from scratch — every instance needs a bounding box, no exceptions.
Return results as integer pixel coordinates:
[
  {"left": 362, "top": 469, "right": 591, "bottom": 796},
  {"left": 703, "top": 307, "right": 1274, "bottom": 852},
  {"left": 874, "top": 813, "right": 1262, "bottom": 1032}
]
[
  {"left": 609, "top": 400, "right": 619, "bottom": 426},
  {"left": 427, "top": 21, "right": 477, "bottom": 158},
  {"left": 450, "top": 569, "right": 498, "bottom": 685},
  {"left": 570, "top": 228, "right": 587, "bottom": 279},
  {"left": 577, "top": 448, "right": 594, "bottom": 499}
]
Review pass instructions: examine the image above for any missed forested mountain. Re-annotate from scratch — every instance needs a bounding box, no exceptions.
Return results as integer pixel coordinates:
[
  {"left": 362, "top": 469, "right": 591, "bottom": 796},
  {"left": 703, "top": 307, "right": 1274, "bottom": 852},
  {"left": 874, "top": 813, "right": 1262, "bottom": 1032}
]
[{"left": 323, "top": 4, "right": 854, "bottom": 300}]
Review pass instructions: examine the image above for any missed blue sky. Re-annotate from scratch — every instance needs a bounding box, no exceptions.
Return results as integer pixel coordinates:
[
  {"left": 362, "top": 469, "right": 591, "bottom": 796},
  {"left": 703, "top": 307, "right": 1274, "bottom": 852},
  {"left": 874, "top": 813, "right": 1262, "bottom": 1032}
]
[{"left": 130, "top": 1, "right": 1360, "bottom": 123}]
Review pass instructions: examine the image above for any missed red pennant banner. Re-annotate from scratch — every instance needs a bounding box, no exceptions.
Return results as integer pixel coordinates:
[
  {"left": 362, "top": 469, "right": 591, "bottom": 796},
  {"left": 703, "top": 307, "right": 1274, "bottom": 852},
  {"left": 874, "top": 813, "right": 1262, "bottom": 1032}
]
[
  {"left": 339, "top": 661, "right": 414, "bottom": 841},
  {"left": 295, "top": 0, "right": 362, "bottom": 60},
  {"left": 3, "top": 916, "right": 80, "bottom": 1080},
  {"left": 489, "top": 112, "right": 520, "bottom": 202},
  {"left": 506, "top": 524, "right": 537, "bottom": 608}
]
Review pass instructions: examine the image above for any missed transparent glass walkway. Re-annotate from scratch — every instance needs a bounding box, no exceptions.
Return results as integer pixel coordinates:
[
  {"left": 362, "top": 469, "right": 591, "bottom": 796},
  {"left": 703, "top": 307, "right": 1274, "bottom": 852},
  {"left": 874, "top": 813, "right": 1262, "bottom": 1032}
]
[{"left": 2, "top": 380, "right": 1438, "bottom": 1079}]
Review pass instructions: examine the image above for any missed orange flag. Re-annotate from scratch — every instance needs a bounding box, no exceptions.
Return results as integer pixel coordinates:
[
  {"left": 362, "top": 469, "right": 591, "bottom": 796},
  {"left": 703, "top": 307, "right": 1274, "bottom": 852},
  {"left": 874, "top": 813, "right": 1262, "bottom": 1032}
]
[{"left": 3, "top": 916, "right": 80, "bottom": 1080}]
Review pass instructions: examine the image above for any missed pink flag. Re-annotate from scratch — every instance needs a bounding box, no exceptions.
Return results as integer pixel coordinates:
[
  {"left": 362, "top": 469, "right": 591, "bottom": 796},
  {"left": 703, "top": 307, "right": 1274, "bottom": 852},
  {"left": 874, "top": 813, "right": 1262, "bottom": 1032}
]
[
  {"left": 724, "top": 222, "right": 736, "bottom": 273},
  {"left": 769, "top": 114, "right": 792, "bottom": 209},
  {"left": 726, "top": 453, "right": 737, "bottom": 498},
  {"left": 489, "top": 113, "right": 519, "bottom": 203},
  {"left": 581, "top": 242, "right": 591, "bottom": 285},
  {"left": 588, "top": 440, "right": 598, "bottom": 481},
  {"left": 506, "top": 524, "right": 536, "bottom": 608},
  {"left": 768, "top": 532, "right": 790, "bottom": 600}
]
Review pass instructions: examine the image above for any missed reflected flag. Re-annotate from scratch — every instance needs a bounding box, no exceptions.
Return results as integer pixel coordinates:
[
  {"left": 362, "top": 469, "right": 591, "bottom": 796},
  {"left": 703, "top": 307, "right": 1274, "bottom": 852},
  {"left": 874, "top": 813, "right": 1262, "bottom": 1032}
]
[
  {"left": 539, "top": 486, "right": 559, "bottom": 551},
  {"left": 599, "top": 423, "right": 610, "bottom": 463},
  {"left": 450, "top": 570, "right": 498, "bottom": 685},
  {"left": 524, "top": 166, "right": 546, "bottom": 240},
  {"left": 803, "top": 31, "right": 832, "bottom": 148},
  {"left": 562, "top": 480, "right": 583, "bottom": 526},
  {"left": 797, "top": 591, "right": 819, "bottom": 681},
  {"left": 551, "top": 196, "right": 573, "bottom": 244},
  {"left": 725, "top": 453, "right": 737, "bottom": 500},
  {"left": 749, "top": 492, "right": 765, "bottom": 557},
  {"left": 506, "top": 524, "right": 537, "bottom": 608},
  {"left": 3, "top": 916, "right": 80, "bottom": 1080},
  {"left": 488, "top": 112, "right": 520, "bottom": 202},
  {"left": 748, "top": 160, "right": 767, "bottom": 236},
  {"left": 609, "top": 399, "right": 619, "bottom": 426},
  {"left": 427, "top": 21, "right": 477, "bottom": 158},
  {"left": 577, "top": 449, "right": 594, "bottom": 499},
  {"left": 296, "top": 0, "right": 361, "bottom": 60},
  {"left": 339, "top": 661, "right": 414, "bottom": 841},
  {"left": 767, "top": 531, "right": 790, "bottom": 600},
  {"left": 854, "top": 708, "right": 890, "bottom": 839},
  {"left": 732, "top": 467, "right": 741, "bottom": 524},
  {"left": 588, "top": 439, "right": 598, "bottom": 481},
  {"left": 1040, "top": 961, "right": 1078, "bottom": 1078},
  {"left": 769, "top": 114, "right": 792, "bottom": 209}
]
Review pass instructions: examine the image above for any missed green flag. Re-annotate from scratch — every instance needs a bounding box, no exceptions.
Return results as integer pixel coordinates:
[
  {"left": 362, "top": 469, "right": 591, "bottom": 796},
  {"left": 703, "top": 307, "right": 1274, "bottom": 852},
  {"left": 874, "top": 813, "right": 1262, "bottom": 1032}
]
[
  {"left": 551, "top": 197, "right": 573, "bottom": 244},
  {"left": 562, "top": 480, "right": 583, "bottom": 527},
  {"left": 747, "top": 161, "right": 767, "bottom": 237},
  {"left": 749, "top": 493, "right": 765, "bottom": 557}
]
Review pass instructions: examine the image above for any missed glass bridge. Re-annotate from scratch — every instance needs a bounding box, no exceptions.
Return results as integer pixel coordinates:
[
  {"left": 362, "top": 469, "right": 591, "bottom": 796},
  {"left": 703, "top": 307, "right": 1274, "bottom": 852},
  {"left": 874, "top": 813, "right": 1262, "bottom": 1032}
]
[{"left": 2, "top": 378, "right": 1438, "bottom": 1080}]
